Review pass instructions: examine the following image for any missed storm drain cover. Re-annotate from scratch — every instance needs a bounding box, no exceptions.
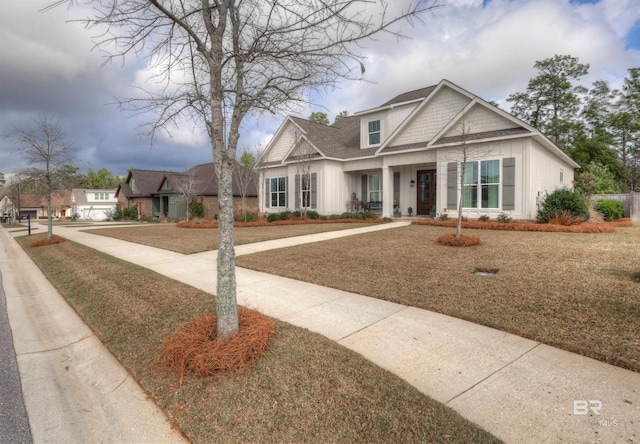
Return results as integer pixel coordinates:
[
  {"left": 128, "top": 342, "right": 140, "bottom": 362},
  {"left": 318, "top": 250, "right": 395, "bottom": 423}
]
[{"left": 474, "top": 267, "right": 499, "bottom": 277}]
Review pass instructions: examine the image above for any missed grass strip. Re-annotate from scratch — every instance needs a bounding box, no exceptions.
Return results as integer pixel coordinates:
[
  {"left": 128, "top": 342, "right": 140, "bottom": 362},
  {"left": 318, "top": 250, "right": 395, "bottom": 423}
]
[
  {"left": 84, "top": 222, "right": 377, "bottom": 254},
  {"left": 17, "top": 234, "right": 500, "bottom": 443}
]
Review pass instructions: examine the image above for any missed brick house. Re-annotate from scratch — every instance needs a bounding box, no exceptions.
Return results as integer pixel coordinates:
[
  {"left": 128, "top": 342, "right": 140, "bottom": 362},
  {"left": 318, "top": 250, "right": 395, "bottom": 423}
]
[{"left": 116, "top": 163, "right": 258, "bottom": 219}]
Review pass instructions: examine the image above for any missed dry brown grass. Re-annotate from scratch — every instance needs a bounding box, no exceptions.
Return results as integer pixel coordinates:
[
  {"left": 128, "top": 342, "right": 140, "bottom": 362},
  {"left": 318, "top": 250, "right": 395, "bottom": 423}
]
[
  {"left": 17, "top": 234, "right": 499, "bottom": 443},
  {"left": 158, "top": 308, "right": 275, "bottom": 382},
  {"left": 85, "top": 222, "right": 376, "bottom": 254},
  {"left": 177, "top": 217, "right": 381, "bottom": 228},
  {"left": 436, "top": 233, "right": 482, "bottom": 247},
  {"left": 237, "top": 224, "right": 640, "bottom": 373}
]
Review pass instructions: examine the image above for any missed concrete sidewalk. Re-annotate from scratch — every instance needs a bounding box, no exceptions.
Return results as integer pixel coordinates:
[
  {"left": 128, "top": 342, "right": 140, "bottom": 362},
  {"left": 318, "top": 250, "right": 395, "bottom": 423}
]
[
  {"left": 0, "top": 228, "right": 187, "bottom": 443},
  {"left": 6, "top": 222, "right": 640, "bottom": 443}
]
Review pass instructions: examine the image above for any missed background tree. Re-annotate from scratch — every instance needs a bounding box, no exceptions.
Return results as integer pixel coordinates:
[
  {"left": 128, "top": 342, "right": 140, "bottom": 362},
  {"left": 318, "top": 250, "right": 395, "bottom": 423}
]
[
  {"left": 507, "top": 54, "right": 589, "bottom": 151},
  {"left": 234, "top": 150, "right": 257, "bottom": 222},
  {"left": 334, "top": 110, "right": 349, "bottom": 122},
  {"left": 57, "top": 0, "right": 437, "bottom": 339},
  {"left": 171, "top": 170, "right": 199, "bottom": 221},
  {"left": 309, "top": 111, "right": 330, "bottom": 125},
  {"left": 10, "top": 113, "right": 74, "bottom": 239},
  {"left": 0, "top": 172, "right": 5, "bottom": 187},
  {"left": 87, "top": 167, "right": 121, "bottom": 189}
]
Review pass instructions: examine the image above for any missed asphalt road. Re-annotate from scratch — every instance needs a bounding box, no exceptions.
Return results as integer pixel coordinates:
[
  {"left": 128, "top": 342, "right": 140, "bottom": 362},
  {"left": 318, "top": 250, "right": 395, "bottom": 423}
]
[{"left": 0, "top": 269, "right": 32, "bottom": 444}]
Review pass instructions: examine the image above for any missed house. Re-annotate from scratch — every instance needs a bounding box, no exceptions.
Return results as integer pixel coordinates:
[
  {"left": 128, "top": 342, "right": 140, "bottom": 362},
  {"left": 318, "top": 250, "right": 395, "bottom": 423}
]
[
  {"left": 13, "top": 191, "right": 72, "bottom": 220},
  {"left": 116, "top": 163, "right": 258, "bottom": 219},
  {"left": 256, "top": 79, "right": 580, "bottom": 220},
  {"left": 70, "top": 189, "right": 118, "bottom": 220},
  {"left": 1, "top": 194, "right": 14, "bottom": 222}
]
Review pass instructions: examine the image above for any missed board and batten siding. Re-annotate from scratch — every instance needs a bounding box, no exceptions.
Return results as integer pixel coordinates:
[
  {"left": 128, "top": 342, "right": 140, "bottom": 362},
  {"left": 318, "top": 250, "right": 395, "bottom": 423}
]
[{"left": 529, "top": 139, "right": 574, "bottom": 217}]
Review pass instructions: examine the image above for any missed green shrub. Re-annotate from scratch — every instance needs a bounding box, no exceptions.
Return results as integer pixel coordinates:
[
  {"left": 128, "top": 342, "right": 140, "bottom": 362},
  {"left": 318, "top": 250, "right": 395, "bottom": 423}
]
[
  {"left": 235, "top": 212, "right": 258, "bottom": 222},
  {"left": 496, "top": 213, "right": 512, "bottom": 223},
  {"left": 306, "top": 211, "right": 320, "bottom": 220},
  {"left": 362, "top": 211, "right": 377, "bottom": 219},
  {"left": 438, "top": 213, "right": 450, "bottom": 221},
  {"left": 478, "top": 215, "right": 490, "bottom": 222},
  {"left": 267, "top": 213, "right": 281, "bottom": 222},
  {"left": 594, "top": 199, "right": 624, "bottom": 221},
  {"left": 537, "top": 189, "right": 589, "bottom": 223},
  {"left": 188, "top": 201, "right": 204, "bottom": 218}
]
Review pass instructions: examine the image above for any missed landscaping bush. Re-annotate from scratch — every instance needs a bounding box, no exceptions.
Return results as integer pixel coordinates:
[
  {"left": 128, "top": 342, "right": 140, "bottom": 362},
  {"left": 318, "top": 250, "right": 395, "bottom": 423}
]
[
  {"left": 267, "top": 213, "right": 281, "bottom": 222},
  {"left": 537, "top": 189, "right": 589, "bottom": 223},
  {"left": 496, "top": 213, "right": 512, "bottom": 223},
  {"left": 234, "top": 212, "right": 258, "bottom": 222},
  {"left": 189, "top": 201, "right": 204, "bottom": 218},
  {"left": 478, "top": 215, "right": 490, "bottom": 222},
  {"left": 362, "top": 211, "right": 377, "bottom": 219},
  {"left": 594, "top": 199, "right": 624, "bottom": 222},
  {"left": 306, "top": 210, "right": 320, "bottom": 220},
  {"left": 437, "top": 213, "right": 450, "bottom": 221}
]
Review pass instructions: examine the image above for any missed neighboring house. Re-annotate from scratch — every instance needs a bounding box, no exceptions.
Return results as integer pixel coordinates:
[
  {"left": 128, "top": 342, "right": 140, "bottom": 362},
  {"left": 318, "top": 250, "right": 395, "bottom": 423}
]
[
  {"left": 257, "top": 79, "right": 580, "bottom": 220},
  {"left": 1, "top": 194, "right": 15, "bottom": 222},
  {"left": 116, "top": 163, "right": 258, "bottom": 219},
  {"left": 14, "top": 191, "right": 72, "bottom": 219},
  {"left": 70, "top": 189, "right": 118, "bottom": 220}
]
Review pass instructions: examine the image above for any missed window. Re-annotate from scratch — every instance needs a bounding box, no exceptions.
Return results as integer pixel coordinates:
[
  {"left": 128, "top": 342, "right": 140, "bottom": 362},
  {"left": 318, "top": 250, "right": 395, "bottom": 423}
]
[
  {"left": 560, "top": 170, "right": 564, "bottom": 184},
  {"left": 95, "top": 192, "right": 100, "bottom": 200},
  {"left": 94, "top": 192, "right": 109, "bottom": 200},
  {"left": 270, "top": 177, "right": 287, "bottom": 208},
  {"left": 462, "top": 160, "right": 500, "bottom": 209},
  {"left": 368, "top": 120, "right": 381, "bottom": 145},
  {"left": 368, "top": 174, "right": 382, "bottom": 202}
]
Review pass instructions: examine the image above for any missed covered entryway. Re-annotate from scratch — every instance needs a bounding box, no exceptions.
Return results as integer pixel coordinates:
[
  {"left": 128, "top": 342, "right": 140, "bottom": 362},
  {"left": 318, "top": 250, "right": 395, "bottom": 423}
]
[{"left": 417, "top": 170, "right": 436, "bottom": 215}]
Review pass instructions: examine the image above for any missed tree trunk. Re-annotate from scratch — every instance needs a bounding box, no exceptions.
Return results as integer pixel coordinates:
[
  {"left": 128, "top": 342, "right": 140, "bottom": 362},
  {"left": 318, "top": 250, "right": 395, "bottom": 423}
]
[
  {"left": 213, "top": 143, "right": 239, "bottom": 339},
  {"left": 47, "top": 192, "right": 53, "bottom": 240}
]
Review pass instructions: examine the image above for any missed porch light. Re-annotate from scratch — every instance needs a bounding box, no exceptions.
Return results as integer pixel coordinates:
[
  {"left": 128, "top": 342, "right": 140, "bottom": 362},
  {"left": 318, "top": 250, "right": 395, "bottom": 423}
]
[{"left": 410, "top": 180, "right": 415, "bottom": 187}]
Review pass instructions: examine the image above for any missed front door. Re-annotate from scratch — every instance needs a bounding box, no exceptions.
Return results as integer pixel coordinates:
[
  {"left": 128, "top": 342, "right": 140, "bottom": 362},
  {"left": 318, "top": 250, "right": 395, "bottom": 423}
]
[{"left": 417, "top": 170, "right": 436, "bottom": 215}]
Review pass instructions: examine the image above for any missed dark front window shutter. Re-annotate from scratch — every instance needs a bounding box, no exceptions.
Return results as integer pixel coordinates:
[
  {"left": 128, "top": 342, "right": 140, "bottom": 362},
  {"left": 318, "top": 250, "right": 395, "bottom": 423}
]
[
  {"left": 285, "top": 177, "right": 288, "bottom": 208},
  {"left": 265, "top": 179, "right": 270, "bottom": 208},
  {"left": 447, "top": 162, "right": 457, "bottom": 210},
  {"left": 361, "top": 175, "right": 368, "bottom": 203},
  {"left": 311, "top": 173, "right": 317, "bottom": 208},
  {"left": 295, "top": 175, "right": 300, "bottom": 210},
  {"left": 502, "top": 157, "right": 515, "bottom": 211}
]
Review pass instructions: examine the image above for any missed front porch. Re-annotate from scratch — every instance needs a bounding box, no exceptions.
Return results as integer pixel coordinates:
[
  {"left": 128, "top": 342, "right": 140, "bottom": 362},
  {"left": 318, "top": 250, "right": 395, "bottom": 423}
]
[{"left": 346, "top": 163, "right": 437, "bottom": 218}]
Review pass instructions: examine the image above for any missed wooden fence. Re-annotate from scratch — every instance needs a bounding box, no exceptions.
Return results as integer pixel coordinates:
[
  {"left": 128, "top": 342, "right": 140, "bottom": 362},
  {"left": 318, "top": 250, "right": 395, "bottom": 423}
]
[{"left": 592, "top": 193, "right": 640, "bottom": 221}]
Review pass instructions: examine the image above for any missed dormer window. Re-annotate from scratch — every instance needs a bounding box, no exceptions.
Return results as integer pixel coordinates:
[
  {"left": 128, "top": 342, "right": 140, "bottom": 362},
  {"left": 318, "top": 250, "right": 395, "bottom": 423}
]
[{"left": 368, "top": 120, "right": 381, "bottom": 145}]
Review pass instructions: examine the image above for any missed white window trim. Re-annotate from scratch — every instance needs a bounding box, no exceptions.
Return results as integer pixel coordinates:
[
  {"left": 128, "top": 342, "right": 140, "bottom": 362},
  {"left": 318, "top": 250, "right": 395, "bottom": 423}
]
[
  {"left": 461, "top": 159, "right": 501, "bottom": 210},
  {"left": 270, "top": 177, "right": 287, "bottom": 208},
  {"left": 368, "top": 120, "right": 381, "bottom": 146}
]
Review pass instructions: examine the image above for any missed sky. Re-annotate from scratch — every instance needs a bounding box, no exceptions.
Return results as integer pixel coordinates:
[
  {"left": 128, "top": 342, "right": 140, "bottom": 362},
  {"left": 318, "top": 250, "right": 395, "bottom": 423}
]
[{"left": 1, "top": 0, "right": 639, "bottom": 181}]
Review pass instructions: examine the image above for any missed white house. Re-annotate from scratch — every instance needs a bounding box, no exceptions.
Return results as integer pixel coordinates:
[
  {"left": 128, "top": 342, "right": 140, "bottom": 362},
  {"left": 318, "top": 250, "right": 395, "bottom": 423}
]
[
  {"left": 71, "top": 189, "right": 118, "bottom": 220},
  {"left": 256, "top": 79, "right": 579, "bottom": 220}
]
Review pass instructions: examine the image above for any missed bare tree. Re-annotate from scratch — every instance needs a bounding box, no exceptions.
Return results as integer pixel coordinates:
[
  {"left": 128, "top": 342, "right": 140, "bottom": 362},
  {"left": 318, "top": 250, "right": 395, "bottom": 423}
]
[
  {"left": 234, "top": 150, "right": 258, "bottom": 222},
  {"left": 9, "top": 114, "right": 74, "bottom": 239},
  {"left": 52, "top": 0, "right": 439, "bottom": 339},
  {"left": 443, "top": 110, "right": 494, "bottom": 238},
  {"left": 170, "top": 170, "right": 199, "bottom": 221}
]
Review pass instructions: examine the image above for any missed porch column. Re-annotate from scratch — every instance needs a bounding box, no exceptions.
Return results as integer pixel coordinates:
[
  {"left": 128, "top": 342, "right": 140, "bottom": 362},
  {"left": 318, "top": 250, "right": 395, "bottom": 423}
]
[{"left": 382, "top": 166, "right": 393, "bottom": 218}]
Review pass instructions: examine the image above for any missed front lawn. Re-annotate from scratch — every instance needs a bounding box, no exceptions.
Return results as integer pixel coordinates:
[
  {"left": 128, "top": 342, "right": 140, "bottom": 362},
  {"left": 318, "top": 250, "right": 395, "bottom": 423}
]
[
  {"left": 236, "top": 224, "right": 640, "bottom": 373},
  {"left": 17, "top": 234, "right": 499, "bottom": 443},
  {"left": 85, "top": 222, "right": 376, "bottom": 254}
]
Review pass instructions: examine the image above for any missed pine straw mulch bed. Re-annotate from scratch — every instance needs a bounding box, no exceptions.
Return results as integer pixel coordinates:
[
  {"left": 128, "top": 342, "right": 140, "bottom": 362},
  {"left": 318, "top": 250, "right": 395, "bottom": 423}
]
[
  {"left": 413, "top": 217, "right": 632, "bottom": 233},
  {"left": 158, "top": 308, "right": 275, "bottom": 383},
  {"left": 30, "top": 236, "right": 66, "bottom": 247},
  {"left": 436, "top": 233, "right": 482, "bottom": 247}
]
